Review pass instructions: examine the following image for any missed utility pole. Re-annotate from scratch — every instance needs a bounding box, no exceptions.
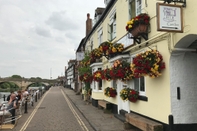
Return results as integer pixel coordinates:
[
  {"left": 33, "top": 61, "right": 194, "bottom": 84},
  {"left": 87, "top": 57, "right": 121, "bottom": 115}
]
[{"left": 50, "top": 68, "right": 52, "bottom": 79}]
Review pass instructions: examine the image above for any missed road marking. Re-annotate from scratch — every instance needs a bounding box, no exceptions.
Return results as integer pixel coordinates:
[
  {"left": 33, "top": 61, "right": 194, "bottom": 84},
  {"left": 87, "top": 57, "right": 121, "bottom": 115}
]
[
  {"left": 61, "top": 89, "right": 89, "bottom": 131},
  {"left": 19, "top": 89, "right": 50, "bottom": 131}
]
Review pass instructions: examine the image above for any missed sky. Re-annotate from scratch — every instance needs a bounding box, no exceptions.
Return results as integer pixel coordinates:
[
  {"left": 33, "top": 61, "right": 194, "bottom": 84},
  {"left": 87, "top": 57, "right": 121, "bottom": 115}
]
[{"left": 0, "top": 0, "right": 105, "bottom": 79}]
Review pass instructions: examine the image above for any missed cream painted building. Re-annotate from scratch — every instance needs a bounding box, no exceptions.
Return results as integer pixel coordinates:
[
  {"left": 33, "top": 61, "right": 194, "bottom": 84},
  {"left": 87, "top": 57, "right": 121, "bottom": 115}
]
[{"left": 79, "top": 0, "right": 197, "bottom": 131}]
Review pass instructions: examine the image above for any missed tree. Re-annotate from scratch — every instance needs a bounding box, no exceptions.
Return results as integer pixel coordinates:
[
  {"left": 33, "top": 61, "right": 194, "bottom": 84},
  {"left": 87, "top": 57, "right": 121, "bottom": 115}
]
[
  {"left": 36, "top": 77, "right": 42, "bottom": 80},
  {"left": 11, "top": 75, "right": 22, "bottom": 79},
  {"left": 0, "top": 83, "right": 10, "bottom": 89},
  {"left": 30, "top": 82, "right": 43, "bottom": 87}
]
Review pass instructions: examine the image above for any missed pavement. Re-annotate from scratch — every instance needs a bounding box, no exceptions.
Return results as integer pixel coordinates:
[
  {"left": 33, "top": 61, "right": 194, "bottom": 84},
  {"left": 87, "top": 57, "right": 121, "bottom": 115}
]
[
  {"left": 62, "top": 87, "right": 139, "bottom": 131},
  {"left": 0, "top": 86, "right": 139, "bottom": 131}
]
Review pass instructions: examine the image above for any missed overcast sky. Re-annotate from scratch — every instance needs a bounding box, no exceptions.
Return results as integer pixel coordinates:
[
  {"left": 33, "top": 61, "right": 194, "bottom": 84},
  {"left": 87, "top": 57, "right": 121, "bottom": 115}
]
[{"left": 0, "top": 0, "right": 105, "bottom": 79}]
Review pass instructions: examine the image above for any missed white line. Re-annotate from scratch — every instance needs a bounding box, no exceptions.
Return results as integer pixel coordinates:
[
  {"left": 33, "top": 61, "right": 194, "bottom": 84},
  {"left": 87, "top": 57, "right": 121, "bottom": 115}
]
[
  {"left": 61, "top": 89, "right": 89, "bottom": 131},
  {"left": 19, "top": 90, "right": 49, "bottom": 131}
]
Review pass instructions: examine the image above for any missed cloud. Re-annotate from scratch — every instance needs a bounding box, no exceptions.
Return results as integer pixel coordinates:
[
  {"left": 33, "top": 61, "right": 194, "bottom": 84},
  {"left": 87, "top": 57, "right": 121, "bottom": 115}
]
[
  {"left": 35, "top": 26, "right": 52, "bottom": 37},
  {"left": 0, "top": 0, "right": 105, "bottom": 79},
  {"left": 45, "top": 11, "right": 79, "bottom": 31}
]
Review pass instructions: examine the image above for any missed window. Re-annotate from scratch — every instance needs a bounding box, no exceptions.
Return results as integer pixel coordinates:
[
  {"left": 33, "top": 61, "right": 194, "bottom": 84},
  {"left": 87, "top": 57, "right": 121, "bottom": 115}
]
[
  {"left": 136, "top": 0, "right": 142, "bottom": 16},
  {"left": 98, "top": 68, "right": 102, "bottom": 90},
  {"left": 134, "top": 77, "right": 145, "bottom": 96},
  {"left": 128, "top": 0, "right": 142, "bottom": 19},
  {"left": 92, "top": 67, "right": 102, "bottom": 91},
  {"left": 90, "top": 40, "right": 93, "bottom": 51},
  {"left": 108, "top": 11, "right": 116, "bottom": 41},
  {"left": 98, "top": 28, "right": 103, "bottom": 45},
  {"left": 131, "top": 51, "right": 145, "bottom": 96},
  {"left": 112, "top": 79, "right": 117, "bottom": 89},
  {"left": 92, "top": 69, "right": 96, "bottom": 90}
]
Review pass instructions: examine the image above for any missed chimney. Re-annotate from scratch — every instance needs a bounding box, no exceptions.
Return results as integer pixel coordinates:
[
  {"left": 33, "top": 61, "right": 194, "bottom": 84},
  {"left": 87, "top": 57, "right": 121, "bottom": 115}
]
[{"left": 86, "top": 13, "right": 92, "bottom": 36}]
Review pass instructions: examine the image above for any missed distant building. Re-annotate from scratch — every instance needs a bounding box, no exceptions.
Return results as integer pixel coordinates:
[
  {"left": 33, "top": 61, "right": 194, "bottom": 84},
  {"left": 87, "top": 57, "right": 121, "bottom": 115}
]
[{"left": 65, "top": 59, "right": 77, "bottom": 91}]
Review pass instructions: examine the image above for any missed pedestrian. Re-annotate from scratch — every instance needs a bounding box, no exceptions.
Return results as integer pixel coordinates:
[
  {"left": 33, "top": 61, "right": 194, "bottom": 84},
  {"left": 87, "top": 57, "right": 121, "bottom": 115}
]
[
  {"left": 6, "top": 91, "right": 14, "bottom": 101},
  {"left": 16, "top": 90, "right": 22, "bottom": 101},
  {"left": 0, "top": 93, "right": 17, "bottom": 116}
]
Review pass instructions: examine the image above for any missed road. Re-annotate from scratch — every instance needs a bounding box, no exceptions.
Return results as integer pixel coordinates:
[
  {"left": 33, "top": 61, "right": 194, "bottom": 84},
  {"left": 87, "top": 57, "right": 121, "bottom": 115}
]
[{"left": 6, "top": 86, "right": 94, "bottom": 131}]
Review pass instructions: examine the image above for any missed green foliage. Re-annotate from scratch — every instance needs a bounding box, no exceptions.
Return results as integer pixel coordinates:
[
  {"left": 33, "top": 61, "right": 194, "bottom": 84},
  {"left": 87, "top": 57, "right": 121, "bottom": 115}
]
[
  {"left": 78, "top": 53, "right": 92, "bottom": 76},
  {"left": 7, "top": 82, "right": 15, "bottom": 88},
  {"left": 0, "top": 83, "right": 10, "bottom": 89},
  {"left": 36, "top": 77, "right": 42, "bottom": 80},
  {"left": 30, "top": 82, "right": 43, "bottom": 87},
  {"left": 83, "top": 82, "right": 91, "bottom": 92},
  {"left": 0, "top": 82, "right": 19, "bottom": 92},
  {"left": 11, "top": 75, "right": 22, "bottom": 78}
]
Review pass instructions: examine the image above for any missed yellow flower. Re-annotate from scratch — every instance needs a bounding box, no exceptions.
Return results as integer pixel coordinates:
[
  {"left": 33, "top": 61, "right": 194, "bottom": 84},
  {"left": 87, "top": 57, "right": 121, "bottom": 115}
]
[{"left": 112, "top": 47, "right": 117, "bottom": 52}]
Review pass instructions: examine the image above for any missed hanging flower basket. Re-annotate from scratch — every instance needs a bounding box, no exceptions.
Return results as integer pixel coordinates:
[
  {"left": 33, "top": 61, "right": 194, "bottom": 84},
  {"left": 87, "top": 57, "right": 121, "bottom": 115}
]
[
  {"left": 110, "top": 43, "right": 124, "bottom": 54},
  {"left": 120, "top": 88, "right": 139, "bottom": 102},
  {"left": 93, "top": 70, "right": 103, "bottom": 82},
  {"left": 99, "top": 41, "right": 113, "bottom": 56},
  {"left": 130, "top": 50, "right": 165, "bottom": 78},
  {"left": 90, "top": 48, "right": 102, "bottom": 63},
  {"left": 126, "top": 13, "right": 150, "bottom": 37},
  {"left": 120, "top": 88, "right": 130, "bottom": 101},
  {"left": 104, "top": 87, "right": 117, "bottom": 97},
  {"left": 79, "top": 73, "right": 93, "bottom": 83},
  {"left": 111, "top": 60, "right": 133, "bottom": 81},
  {"left": 102, "top": 68, "right": 113, "bottom": 81},
  {"left": 128, "top": 89, "right": 139, "bottom": 103},
  {"left": 130, "top": 24, "right": 148, "bottom": 37}
]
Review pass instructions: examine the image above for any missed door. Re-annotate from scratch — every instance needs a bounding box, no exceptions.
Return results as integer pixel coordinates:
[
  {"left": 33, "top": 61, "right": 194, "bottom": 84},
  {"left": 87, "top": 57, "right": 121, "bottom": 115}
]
[{"left": 117, "top": 80, "right": 130, "bottom": 114}]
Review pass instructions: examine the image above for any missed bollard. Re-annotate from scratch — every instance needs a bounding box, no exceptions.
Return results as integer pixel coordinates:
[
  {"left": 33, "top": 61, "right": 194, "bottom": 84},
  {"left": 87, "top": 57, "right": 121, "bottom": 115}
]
[
  {"left": 38, "top": 92, "right": 40, "bottom": 99},
  {"left": 169, "top": 115, "right": 174, "bottom": 131},
  {"left": 35, "top": 93, "right": 37, "bottom": 102},
  {"left": 24, "top": 98, "right": 28, "bottom": 113},
  {"left": 3, "top": 95, "right": 6, "bottom": 101},
  {"left": 31, "top": 95, "right": 34, "bottom": 106}
]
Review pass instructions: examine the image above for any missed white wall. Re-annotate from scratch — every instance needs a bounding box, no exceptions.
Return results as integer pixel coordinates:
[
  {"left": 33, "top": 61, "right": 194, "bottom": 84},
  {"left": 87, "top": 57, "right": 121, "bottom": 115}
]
[{"left": 170, "top": 52, "right": 197, "bottom": 124}]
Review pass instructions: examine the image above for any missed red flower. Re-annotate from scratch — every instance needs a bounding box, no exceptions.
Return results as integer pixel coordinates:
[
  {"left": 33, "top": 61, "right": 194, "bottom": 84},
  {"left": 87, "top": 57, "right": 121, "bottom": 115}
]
[
  {"left": 131, "top": 50, "right": 165, "bottom": 78},
  {"left": 104, "top": 87, "right": 117, "bottom": 97},
  {"left": 128, "top": 89, "right": 139, "bottom": 102}
]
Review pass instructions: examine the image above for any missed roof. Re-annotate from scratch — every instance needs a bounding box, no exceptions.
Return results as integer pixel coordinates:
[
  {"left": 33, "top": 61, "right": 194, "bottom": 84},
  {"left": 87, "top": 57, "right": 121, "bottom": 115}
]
[
  {"left": 95, "top": 7, "right": 105, "bottom": 17},
  {"left": 83, "top": 0, "right": 117, "bottom": 47}
]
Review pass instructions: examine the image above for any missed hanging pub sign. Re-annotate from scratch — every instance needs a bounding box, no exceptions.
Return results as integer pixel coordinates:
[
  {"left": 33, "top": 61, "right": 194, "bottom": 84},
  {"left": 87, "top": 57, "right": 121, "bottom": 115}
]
[
  {"left": 156, "top": 3, "right": 183, "bottom": 33},
  {"left": 76, "top": 52, "right": 84, "bottom": 61}
]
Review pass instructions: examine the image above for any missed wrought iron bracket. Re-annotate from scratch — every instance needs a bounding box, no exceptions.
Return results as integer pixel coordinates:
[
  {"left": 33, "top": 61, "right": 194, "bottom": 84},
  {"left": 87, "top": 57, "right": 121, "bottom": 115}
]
[
  {"left": 128, "top": 33, "right": 148, "bottom": 44},
  {"left": 161, "top": 0, "right": 186, "bottom": 7}
]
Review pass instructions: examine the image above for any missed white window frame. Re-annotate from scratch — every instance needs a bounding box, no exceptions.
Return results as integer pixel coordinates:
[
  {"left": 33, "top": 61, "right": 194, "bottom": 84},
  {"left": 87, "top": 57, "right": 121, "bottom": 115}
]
[
  {"left": 90, "top": 38, "right": 93, "bottom": 51},
  {"left": 97, "top": 27, "right": 103, "bottom": 45},
  {"left": 134, "top": 77, "right": 145, "bottom": 96},
  {"left": 108, "top": 9, "right": 116, "bottom": 41},
  {"left": 92, "top": 66, "right": 103, "bottom": 92},
  {"left": 136, "top": 0, "right": 142, "bottom": 16},
  {"left": 131, "top": 52, "right": 146, "bottom": 96},
  {"left": 128, "top": 0, "right": 142, "bottom": 20},
  {"left": 111, "top": 79, "right": 118, "bottom": 89}
]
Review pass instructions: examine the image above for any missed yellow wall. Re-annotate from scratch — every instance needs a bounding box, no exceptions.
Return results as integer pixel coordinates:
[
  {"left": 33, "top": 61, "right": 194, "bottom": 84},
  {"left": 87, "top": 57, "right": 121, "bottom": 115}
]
[
  {"left": 87, "top": 0, "right": 185, "bottom": 124},
  {"left": 129, "top": 39, "right": 171, "bottom": 124},
  {"left": 104, "top": 96, "right": 117, "bottom": 105},
  {"left": 92, "top": 91, "right": 103, "bottom": 99}
]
